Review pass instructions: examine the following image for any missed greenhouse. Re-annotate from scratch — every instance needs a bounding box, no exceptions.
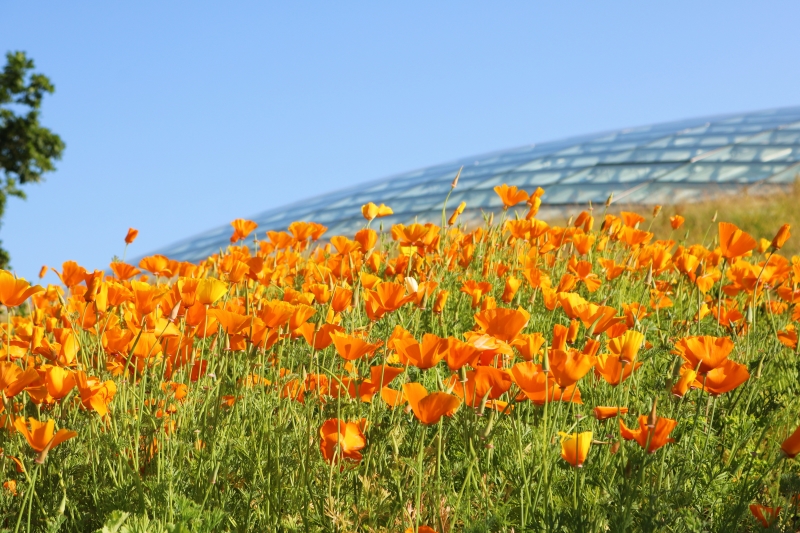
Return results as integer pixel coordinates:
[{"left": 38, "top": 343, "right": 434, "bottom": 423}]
[{"left": 155, "top": 106, "right": 800, "bottom": 262}]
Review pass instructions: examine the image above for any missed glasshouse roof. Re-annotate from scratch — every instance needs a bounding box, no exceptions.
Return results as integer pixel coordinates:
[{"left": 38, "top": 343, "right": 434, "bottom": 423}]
[{"left": 155, "top": 106, "right": 800, "bottom": 262}]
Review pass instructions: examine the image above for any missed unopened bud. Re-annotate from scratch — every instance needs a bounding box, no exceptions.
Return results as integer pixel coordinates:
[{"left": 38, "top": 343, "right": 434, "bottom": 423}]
[
  {"left": 404, "top": 276, "right": 419, "bottom": 294},
  {"left": 451, "top": 167, "right": 462, "bottom": 189},
  {"left": 771, "top": 223, "right": 791, "bottom": 251},
  {"left": 653, "top": 205, "right": 662, "bottom": 218},
  {"left": 711, "top": 210, "right": 718, "bottom": 223},
  {"left": 606, "top": 193, "right": 614, "bottom": 207}
]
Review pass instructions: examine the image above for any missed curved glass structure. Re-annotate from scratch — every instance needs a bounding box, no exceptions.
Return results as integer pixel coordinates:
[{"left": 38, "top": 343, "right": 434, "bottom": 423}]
[{"left": 157, "top": 106, "right": 800, "bottom": 262}]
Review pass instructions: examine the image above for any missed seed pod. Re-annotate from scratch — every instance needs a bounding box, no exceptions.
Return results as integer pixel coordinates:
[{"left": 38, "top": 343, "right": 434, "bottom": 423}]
[{"left": 647, "top": 397, "right": 658, "bottom": 429}]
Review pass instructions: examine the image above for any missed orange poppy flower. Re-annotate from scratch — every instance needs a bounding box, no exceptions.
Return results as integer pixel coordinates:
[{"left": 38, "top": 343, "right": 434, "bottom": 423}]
[
  {"left": 780, "top": 424, "right": 800, "bottom": 458},
  {"left": 319, "top": 419, "right": 366, "bottom": 464},
  {"left": 620, "top": 211, "right": 645, "bottom": 228},
  {"left": 368, "top": 364, "right": 404, "bottom": 388},
  {"left": 110, "top": 262, "right": 141, "bottom": 281},
  {"left": 594, "top": 353, "right": 642, "bottom": 386},
  {"left": 558, "top": 431, "right": 592, "bottom": 467},
  {"left": 572, "top": 233, "right": 595, "bottom": 255},
  {"left": 500, "top": 276, "right": 521, "bottom": 303},
  {"left": 691, "top": 359, "right": 749, "bottom": 395},
  {"left": 432, "top": 290, "right": 449, "bottom": 314},
  {"left": 196, "top": 278, "right": 228, "bottom": 306},
  {"left": 43, "top": 366, "right": 76, "bottom": 400},
  {"left": 354, "top": 228, "right": 378, "bottom": 252},
  {"left": 129, "top": 280, "right": 168, "bottom": 316},
  {"left": 307, "top": 283, "right": 331, "bottom": 304},
  {"left": 13, "top": 417, "right": 77, "bottom": 453},
  {"left": 75, "top": 371, "right": 117, "bottom": 417},
  {"left": 566, "top": 320, "right": 580, "bottom": 344},
  {"left": 719, "top": 222, "right": 757, "bottom": 260},
  {"left": 256, "top": 300, "right": 295, "bottom": 329},
  {"left": 358, "top": 365, "right": 405, "bottom": 401},
  {"left": 363, "top": 282, "right": 415, "bottom": 320},
  {"left": 673, "top": 335, "right": 734, "bottom": 374},
  {"left": 460, "top": 280, "right": 492, "bottom": 308},
  {"left": 296, "top": 322, "right": 342, "bottom": 351},
  {"left": 0, "top": 362, "right": 40, "bottom": 398},
  {"left": 54, "top": 261, "right": 88, "bottom": 288},
  {"left": 289, "top": 304, "right": 316, "bottom": 332},
  {"left": 593, "top": 406, "right": 628, "bottom": 420},
  {"left": 380, "top": 386, "right": 406, "bottom": 407},
  {"left": 549, "top": 348, "right": 596, "bottom": 388},
  {"left": 473, "top": 307, "right": 530, "bottom": 342},
  {"left": 0, "top": 270, "right": 44, "bottom": 308},
  {"left": 207, "top": 309, "right": 251, "bottom": 335},
  {"left": 464, "top": 333, "right": 514, "bottom": 365},
  {"left": 404, "top": 526, "right": 437, "bottom": 533},
  {"left": 402, "top": 383, "right": 461, "bottom": 425},
  {"left": 607, "top": 330, "right": 644, "bottom": 364},
  {"left": 125, "top": 227, "right": 139, "bottom": 244},
  {"left": 670, "top": 215, "right": 685, "bottom": 230},
  {"left": 493, "top": 184, "right": 529, "bottom": 208},
  {"left": 573, "top": 210, "right": 590, "bottom": 228},
  {"left": 390, "top": 223, "right": 439, "bottom": 248},
  {"left": 444, "top": 337, "right": 480, "bottom": 371},
  {"left": 505, "top": 219, "right": 532, "bottom": 240},
  {"left": 771, "top": 223, "right": 791, "bottom": 250},
  {"left": 361, "top": 202, "right": 393, "bottom": 221},
  {"left": 138, "top": 254, "right": 176, "bottom": 278},
  {"left": 448, "top": 201, "right": 466, "bottom": 226},
  {"left": 510, "top": 333, "right": 545, "bottom": 361},
  {"left": 749, "top": 504, "right": 781, "bottom": 528},
  {"left": 450, "top": 366, "right": 513, "bottom": 407},
  {"left": 329, "top": 287, "right": 353, "bottom": 313},
  {"left": 331, "top": 332, "right": 382, "bottom": 361},
  {"left": 526, "top": 195, "right": 542, "bottom": 219},
  {"left": 508, "top": 361, "right": 582, "bottom": 404},
  {"left": 671, "top": 365, "right": 698, "bottom": 398},
  {"left": 393, "top": 334, "right": 448, "bottom": 369},
  {"left": 229, "top": 219, "right": 258, "bottom": 243},
  {"left": 3, "top": 480, "right": 16, "bottom": 495},
  {"left": 569, "top": 260, "right": 601, "bottom": 292},
  {"left": 619, "top": 415, "right": 677, "bottom": 453}
]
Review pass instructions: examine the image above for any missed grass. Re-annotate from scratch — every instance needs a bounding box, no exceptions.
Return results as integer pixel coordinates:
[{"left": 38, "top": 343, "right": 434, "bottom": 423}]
[
  {"left": 0, "top": 187, "right": 799, "bottom": 532},
  {"left": 622, "top": 181, "right": 800, "bottom": 257}
]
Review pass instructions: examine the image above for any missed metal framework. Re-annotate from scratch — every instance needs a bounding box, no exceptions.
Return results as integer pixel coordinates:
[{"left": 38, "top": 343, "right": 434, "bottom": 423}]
[{"left": 152, "top": 106, "right": 800, "bottom": 262}]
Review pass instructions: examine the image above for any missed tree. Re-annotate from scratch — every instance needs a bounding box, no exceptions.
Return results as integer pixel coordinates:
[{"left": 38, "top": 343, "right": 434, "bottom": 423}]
[{"left": 0, "top": 51, "right": 65, "bottom": 269}]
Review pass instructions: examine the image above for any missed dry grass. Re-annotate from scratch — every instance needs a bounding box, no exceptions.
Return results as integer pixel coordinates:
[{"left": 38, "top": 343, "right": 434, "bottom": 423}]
[{"left": 555, "top": 182, "right": 800, "bottom": 256}]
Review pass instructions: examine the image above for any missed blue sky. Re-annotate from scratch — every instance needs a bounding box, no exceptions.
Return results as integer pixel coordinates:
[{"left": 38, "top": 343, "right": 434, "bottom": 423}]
[{"left": 3, "top": 2, "right": 800, "bottom": 283}]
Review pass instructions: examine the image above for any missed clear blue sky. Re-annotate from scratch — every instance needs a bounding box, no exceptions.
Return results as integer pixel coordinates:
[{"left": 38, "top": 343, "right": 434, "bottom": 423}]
[{"left": 3, "top": 2, "right": 800, "bottom": 284}]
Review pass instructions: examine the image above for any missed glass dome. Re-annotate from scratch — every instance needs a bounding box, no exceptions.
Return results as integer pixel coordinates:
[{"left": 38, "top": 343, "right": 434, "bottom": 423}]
[{"left": 154, "top": 106, "right": 800, "bottom": 263}]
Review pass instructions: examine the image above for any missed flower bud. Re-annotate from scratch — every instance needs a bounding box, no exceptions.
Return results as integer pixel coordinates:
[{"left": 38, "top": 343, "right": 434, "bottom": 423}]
[{"left": 771, "top": 223, "right": 791, "bottom": 250}]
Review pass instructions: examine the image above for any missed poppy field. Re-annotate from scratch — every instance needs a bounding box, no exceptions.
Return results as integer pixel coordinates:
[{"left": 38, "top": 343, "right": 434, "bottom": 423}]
[{"left": 1, "top": 183, "right": 800, "bottom": 532}]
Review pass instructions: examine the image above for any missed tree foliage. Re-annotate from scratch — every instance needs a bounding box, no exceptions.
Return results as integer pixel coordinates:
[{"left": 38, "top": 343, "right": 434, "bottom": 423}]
[{"left": 0, "top": 50, "right": 65, "bottom": 268}]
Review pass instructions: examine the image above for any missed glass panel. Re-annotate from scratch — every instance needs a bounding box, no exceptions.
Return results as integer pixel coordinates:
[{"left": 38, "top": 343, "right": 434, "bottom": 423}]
[{"left": 150, "top": 106, "right": 800, "bottom": 264}]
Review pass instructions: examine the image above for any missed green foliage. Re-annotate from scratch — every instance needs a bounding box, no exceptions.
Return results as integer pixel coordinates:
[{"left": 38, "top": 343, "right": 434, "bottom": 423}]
[
  {"left": 0, "top": 50, "right": 65, "bottom": 268},
  {"left": 1, "top": 208, "right": 800, "bottom": 532}
]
